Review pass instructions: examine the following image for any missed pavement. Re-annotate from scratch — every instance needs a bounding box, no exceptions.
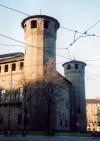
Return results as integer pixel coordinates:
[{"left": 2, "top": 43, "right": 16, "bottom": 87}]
[{"left": 0, "top": 135, "right": 99, "bottom": 141}]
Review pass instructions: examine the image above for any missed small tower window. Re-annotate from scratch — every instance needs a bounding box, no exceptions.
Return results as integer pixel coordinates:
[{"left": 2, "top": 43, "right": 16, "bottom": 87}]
[
  {"left": 0, "top": 66, "right": 1, "bottom": 73},
  {"left": 67, "top": 64, "right": 71, "bottom": 70},
  {"left": 24, "top": 24, "right": 26, "bottom": 28},
  {"left": 82, "top": 65, "right": 84, "bottom": 70},
  {"left": 31, "top": 20, "right": 37, "bottom": 28},
  {"left": 4, "top": 65, "right": 8, "bottom": 72},
  {"left": 12, "top": 63, "right": 16, "bottom": 71},
  {"left": 75, "top": 64, "right": 78, "bottom": 69},
  {"left": 44, "top": 20, "right": 50, "bottom": 29},
  {"left": 54, "top": 24, "right": 57, "bottom": 31}
]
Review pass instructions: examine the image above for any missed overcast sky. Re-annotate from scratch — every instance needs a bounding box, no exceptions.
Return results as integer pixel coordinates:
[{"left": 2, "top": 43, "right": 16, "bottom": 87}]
[{"left": 0, "top": 0, "right": 100, "bottom": 99}]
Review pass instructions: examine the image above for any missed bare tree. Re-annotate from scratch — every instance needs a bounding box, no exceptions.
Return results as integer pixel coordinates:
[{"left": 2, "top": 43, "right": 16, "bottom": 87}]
[
  {"left": 37, "top": 59, "right": 63, "bottom": 131},
  {"left": 16, "top": 73, "right": 35, "bottom": 132}
]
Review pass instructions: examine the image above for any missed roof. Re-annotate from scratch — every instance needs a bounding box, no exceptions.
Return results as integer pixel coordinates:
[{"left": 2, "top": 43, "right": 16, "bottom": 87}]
[
  {"left": 62, "top": 60, "right": 86, "bottom": 66},
  {"left": 21, "top": 15, "right": 60, "bottom": 29},
  {"left": 56, "top": 71, "right": 72, "bottom": 85},
  {"left": 86, "top": 99, "right": 100, "bottom": 104},
  {"left": 0, "top": 52, "right": 24, "bottom": 62}
]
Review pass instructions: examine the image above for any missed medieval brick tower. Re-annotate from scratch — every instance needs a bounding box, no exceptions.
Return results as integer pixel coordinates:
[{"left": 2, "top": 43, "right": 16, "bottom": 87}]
[
  {"left": 21, "top": 15, "right": 60, "bottom": 79},
  {"left": 63, "top": 60, "right": 87, "bottom": 131}
]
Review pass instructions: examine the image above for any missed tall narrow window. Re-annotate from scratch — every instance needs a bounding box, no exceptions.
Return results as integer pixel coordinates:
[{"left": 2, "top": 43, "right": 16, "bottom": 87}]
[
  {"left": 67, "top": 64, "right": 71, "bottom": 70},
  {"left": 18, "top": 114, "right": 22, "bottom": 125},
  {"left": 4, "top": 65, "right": 8, "bottom": 72},
  {"left": 60, "top": 118, "right": 62, "bottom": 126},
  {"left": 44, "top": 20, "right": 49, "bottom": 29},
  {"left": 12, "top": 63, "right": 16, "bottom": 71},
  {"left": 31, "top": 20, "right": 37, "bottom": 28},
  {"left": 54, "top": 24, "right": 57, "bottom": 31},
  {"left": 20, "top": 62, "right": 24, "bottom": 70},
  {"left": 75, "top": 64, "right": 78, "bottom": 69},
  {"left": 19, "top": 87, "right": 23, "bottom": 99},
  {"left": 77, "top": 107, "right": 80, "bottom": 113},
  {"left": 1, "top": 89, "right": 6, "bottom": 101},
  {"left": 0, "top": 115, "right": 3, "bottom": 125},
  {"left": 0, "top": 66, "right": 1, "bottom": 73},
  {"left": 23, "top": 117, "right": 29, "bottom": 126},
  {"left": 65, "top": 120, "right": 67, "bottom": 127}
]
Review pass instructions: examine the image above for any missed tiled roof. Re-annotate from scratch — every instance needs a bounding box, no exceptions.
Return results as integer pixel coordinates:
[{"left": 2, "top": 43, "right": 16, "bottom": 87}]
[
  {"left": 0, "top": 52, "right": 24, "bottom": 61},
  {"left": 62, "top": 60, "right": 86, "bottom": 66},
  {"left": 0, "top": 52, "right": 24, "bottom": 59},
  {"left": 21, "top": 15, "right": 60, "bottom": 29}
]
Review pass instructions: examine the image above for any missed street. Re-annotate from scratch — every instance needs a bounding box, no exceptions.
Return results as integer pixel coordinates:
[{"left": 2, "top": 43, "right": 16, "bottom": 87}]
[{"left": 0, "top": 135, "right": 99, "bottom": 141}]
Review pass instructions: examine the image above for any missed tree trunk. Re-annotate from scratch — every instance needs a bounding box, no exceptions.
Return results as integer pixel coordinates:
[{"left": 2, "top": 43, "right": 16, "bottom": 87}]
[
  {"left": 24, "top": 109, "right": 27, "bottom": 132},
  {"left": 47, "top": 104, "right": 51, "bottom": 131}
]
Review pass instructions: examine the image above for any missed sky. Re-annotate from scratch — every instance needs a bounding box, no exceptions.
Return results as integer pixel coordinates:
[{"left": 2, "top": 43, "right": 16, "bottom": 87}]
[{"left": 0, "top": 0, "right": 100, "bottom": 99}]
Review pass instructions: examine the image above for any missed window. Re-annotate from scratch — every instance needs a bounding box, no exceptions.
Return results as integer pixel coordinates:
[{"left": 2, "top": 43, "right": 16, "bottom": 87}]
[
  {"left": 0, "top": 115, "right": 3, "bottom": 125},
  {"left": 44, "top": 20, "right": 50, "bottom": 29},
  {"left": 18, "top": 114, "right": 22, "bottom": 125},
  {"left": 19, "top": 62, "right": 24, "bottom": 70},
  {"left": 0, "top": 89, "right": 6, "bottom": 101},
  {"left": 0, "top": 66, "right": 1, "bottom": 73},
  {"left": 4, "top": 65, "right": 8, "bottom": 72},
  {"left": 77, "top": 107, "right": 80, "bottom": 113},
  {"left": 67, "top": 64, "right": 71, "bottom": 70},
  {"left": 12, "top": 63, "right": 16, "bottom": 71},
  {"left": 75, "top": 64, "right": 78, "bottom": 69},
  {"left": 82, "top": 65, "right": 84, "bottom": 70},
  {"left": 19, "top": 87, "right": 23, "bottom": 99},
  {"left": 23, "top": 117, "right": 29, "bottom": 126},
  {"left": 65, "top": 120, "right": 67, "bottom": 127},
  {"left": 60, "top": 118, "right": 62, "bottom": 126},
  {"left": 31, "top": 20, "right": 37, "bottom": 28},
  {"left": 54, "top": 24, "right": 57, "bottom": 31},
  {"left": 66, "top": 101, "right": 68, "bottom": 109},
  {"left": 24, "top": 24, "right": 26, "bottom": 28}
]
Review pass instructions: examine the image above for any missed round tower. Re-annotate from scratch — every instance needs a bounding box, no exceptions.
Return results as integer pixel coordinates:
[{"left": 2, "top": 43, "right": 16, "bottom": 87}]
[
  {"left": 63, "top": 60, "right": 87, "bottom": 131},
  {"left": 21, "top": 15, "right": 60, "bottom": 78}
]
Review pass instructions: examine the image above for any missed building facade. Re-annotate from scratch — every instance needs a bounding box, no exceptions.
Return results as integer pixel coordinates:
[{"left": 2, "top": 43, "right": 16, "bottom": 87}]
[
  {"left": 0, "top": 15, "right": 86, "bottom": 131},
  {"left": 86, "top": 98, "right": 100, "bottom": 131}
]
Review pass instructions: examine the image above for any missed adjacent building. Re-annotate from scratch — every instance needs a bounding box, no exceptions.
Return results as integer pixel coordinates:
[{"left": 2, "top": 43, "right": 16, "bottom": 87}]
[{"left": 86, "top": 98, "right": 100, "bottom": 131}]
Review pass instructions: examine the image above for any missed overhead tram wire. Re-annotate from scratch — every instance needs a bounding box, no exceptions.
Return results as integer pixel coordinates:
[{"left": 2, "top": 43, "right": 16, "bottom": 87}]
[
  {"left": 1, "top": 3, "right": 100, "bottom": 62},
  {"left": 1, "top": 3, "right": 100, "bottom": 37},
  {"left": 0, "top": 43, "right": 67, "bottom": 50},
  {"left": 67, "top": 19, "right": 100, "bottom": 49},
  {"left": 0, "top": 33, "right": 71, "bottom": 60},
  {"left": 0, "top": 3, "right": 30, "bottom": 16}
]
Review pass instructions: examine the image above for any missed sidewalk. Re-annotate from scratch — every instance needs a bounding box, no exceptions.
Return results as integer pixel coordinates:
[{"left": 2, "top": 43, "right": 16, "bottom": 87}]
[{"left": 0, "top": 134, "right": 97, "bottom": 141}]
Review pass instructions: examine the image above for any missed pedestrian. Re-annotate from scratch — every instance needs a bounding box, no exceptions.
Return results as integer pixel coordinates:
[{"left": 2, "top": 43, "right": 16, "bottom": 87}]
[{"left": 91, "top": 131, "right": 95, "bottom": 139}]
